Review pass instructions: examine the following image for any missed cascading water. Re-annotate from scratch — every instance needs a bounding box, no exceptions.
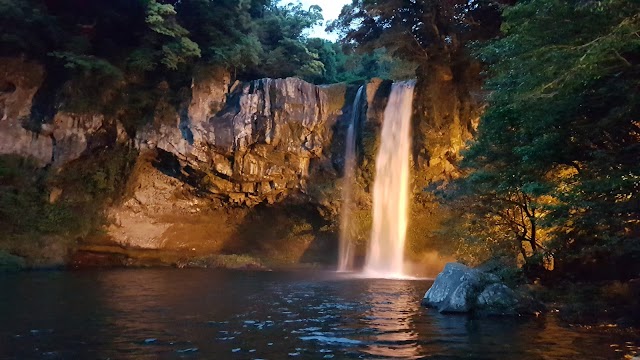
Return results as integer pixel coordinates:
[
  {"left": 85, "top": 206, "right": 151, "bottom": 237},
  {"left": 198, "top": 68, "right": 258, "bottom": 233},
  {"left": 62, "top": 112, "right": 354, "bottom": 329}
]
[
  {"left": 363, "top": 81, "right": 416, "bottom": 278},
  {"left": 338, "top": 86, "right": 364, "bottom": 272}
]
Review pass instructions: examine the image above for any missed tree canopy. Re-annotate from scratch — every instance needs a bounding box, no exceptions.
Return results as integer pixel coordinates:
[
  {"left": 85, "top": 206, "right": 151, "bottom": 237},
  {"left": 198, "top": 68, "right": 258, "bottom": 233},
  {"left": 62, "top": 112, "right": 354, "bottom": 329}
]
[
  {"left": 440, "top": 0, "right": 640, "bottom": 280},
  {"left": 0, "top": 0, "right": 415, "bottom": 86},
  {"left": 328, "top": 0, "right": 510, "bottom": 66}
]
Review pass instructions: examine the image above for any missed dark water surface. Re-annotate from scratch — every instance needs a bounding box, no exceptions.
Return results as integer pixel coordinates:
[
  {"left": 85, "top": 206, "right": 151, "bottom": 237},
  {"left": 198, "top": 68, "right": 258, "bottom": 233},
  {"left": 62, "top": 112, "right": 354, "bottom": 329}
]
[{"left": 1, "top": 269, "right": 638, "bottom": 359}]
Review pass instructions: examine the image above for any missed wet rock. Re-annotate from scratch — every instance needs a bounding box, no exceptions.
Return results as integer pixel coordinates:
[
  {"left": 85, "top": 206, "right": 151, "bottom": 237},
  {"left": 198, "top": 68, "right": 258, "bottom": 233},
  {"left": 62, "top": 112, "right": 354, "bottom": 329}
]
[
  {"left": 476, "top": 283, "right": 519, "bottom": 315},
  {"left": 422, "top": 262, "right": 522, "bottom": 315}
]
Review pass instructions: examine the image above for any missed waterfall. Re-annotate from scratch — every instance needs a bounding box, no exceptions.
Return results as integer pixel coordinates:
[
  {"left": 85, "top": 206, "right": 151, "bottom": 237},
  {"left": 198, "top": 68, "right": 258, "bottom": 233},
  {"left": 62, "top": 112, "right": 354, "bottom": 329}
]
[
  {"left": 363, "top": 81, "right": 416, "bottom": 277},
  {"left": 338, "top": 86, "right": 364, "bottom": 272}
]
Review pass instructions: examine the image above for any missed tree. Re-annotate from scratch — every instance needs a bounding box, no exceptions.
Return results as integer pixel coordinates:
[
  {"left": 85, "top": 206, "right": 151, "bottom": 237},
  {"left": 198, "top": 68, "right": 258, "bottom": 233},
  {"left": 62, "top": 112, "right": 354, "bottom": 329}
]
[
  {"left": 328, "top": 0, "right": 508, "bottom": 66},
  {"left": 175, "top": 0, "right": 266, "bottom": 73},
  {"left": 251, "top": 2, "right": 324, "bottom": 79},
  {"left": 447, "top": 0, "right": 640, "bottom": 280},
  {"left": 129, "top": 0, "right": 201, "bottom": 71}
]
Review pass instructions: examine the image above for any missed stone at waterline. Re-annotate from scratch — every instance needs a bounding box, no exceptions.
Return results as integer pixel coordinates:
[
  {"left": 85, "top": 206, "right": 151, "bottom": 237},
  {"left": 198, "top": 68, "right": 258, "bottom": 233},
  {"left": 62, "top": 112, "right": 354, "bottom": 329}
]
[
  {"left": 0, "top": 251, "right": 26, "bottom": 272},
  {"left": 422, "top": 262, "right": 521, "bottom": 315},
  {"left": 477, "top": 283, "right": 519, "bottom": 312}
]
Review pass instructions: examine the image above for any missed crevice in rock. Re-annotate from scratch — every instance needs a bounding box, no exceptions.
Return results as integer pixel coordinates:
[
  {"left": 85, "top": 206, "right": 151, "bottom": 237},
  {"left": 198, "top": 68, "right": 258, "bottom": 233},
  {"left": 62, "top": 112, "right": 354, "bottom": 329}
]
[{"left": 0, "top": 81, "right": 16, "bottom": 94}]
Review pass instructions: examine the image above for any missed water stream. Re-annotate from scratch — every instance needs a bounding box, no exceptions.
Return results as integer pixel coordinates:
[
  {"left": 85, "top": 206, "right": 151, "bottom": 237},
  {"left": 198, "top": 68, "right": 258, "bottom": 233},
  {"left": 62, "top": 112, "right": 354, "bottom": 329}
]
[
  {"left": 364, "top": 81, "right": 416, "bottom": 278},
  {"left": 338, "top": 86, "right": 365, "bottom": 272}
]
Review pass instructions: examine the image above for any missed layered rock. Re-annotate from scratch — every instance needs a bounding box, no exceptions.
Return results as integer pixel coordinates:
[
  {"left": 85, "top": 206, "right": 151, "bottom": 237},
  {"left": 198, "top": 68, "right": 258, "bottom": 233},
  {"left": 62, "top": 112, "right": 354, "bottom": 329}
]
[
  {"left": 105, "top": 74, "right": 347, "bottom": 250},
  {"left": 137, "top": 76, "right": 338, "bottom": 207},
  {"left": 0, "top": 57, "right": 128, "bottom": 168}
]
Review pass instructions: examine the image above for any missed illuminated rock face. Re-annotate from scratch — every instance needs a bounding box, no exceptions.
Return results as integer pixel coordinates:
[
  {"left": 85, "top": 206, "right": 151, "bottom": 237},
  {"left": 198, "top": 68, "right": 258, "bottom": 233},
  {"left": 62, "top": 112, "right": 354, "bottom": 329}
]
[
  {"left": 108, "top": 76, "right": 346, "bottom": 250},
  {"left": 0, "top": 56, "right": 483, "bottom": 261},
  {"left": 0, "top": 58, "right": 52, "bottom": 166},
  {"left": 137, "top": 76, "right": 337, "bottom": 207},
  {"left": 0, "top": 58, "right": 128, "bottom": 168}
]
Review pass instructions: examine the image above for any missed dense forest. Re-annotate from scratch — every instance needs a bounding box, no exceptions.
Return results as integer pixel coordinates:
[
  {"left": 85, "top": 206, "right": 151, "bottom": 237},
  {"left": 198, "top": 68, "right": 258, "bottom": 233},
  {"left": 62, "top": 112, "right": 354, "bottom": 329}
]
[
  {"left": 0, "top": 0, "right": 413, "bottom": 116},
  {"left": 1, "top": 0, "right": 639, "bottom": 322}
]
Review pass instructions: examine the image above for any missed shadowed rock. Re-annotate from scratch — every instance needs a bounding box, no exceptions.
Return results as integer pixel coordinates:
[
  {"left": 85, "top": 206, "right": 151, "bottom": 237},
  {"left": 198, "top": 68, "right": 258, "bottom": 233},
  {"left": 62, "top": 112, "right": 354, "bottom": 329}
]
[{"left": 422, "top": 262, "right": 527, "bottom": 316}]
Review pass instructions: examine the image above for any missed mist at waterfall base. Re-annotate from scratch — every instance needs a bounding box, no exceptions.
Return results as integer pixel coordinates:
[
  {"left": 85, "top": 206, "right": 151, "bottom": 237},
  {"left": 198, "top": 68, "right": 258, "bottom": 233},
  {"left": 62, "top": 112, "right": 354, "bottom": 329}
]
[{"left": 339, "top": 81, "right": 440, "bottom": 279}]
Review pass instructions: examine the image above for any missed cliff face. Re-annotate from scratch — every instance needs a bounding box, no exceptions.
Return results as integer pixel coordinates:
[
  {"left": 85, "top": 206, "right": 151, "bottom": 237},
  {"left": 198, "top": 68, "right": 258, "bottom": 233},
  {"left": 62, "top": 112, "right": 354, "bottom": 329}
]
[
  {"left": 108, "top": 74, "right": 346, "bottom": 251},
  {"left": 0, "top": 58, "right": 350, "bottom": 264},
  {"left": 407, "top": 61, "right": 483, "bottom": 262},
  {"left": 0, "top": 55, "right": 482, "bottom": 268},
  {"left": 138, "top": 76, "right": 334, "bottom": 206}
]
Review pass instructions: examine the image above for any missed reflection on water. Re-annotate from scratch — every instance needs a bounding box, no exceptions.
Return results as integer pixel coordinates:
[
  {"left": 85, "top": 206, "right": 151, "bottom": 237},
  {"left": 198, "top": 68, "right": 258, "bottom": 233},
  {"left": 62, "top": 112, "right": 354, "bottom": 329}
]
[
  {"left": 361, "top": 280, "right": 422, "bottom": 358},
  {"left": 0, "top": 269, "right": 638, "bottom": 359}
]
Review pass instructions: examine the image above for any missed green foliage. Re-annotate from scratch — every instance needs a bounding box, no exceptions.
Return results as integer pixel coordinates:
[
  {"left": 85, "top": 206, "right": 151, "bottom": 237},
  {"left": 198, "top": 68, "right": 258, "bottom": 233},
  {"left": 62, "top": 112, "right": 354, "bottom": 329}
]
[
  {"left": 49, "top": 52, "right": 122, "bottom": 79},
  {"left": 146, "top": 1, "right": 186, "bottom": 37},
  {"left": 329, "top": 0, "right": 506, "bottom": 66},
  {"left": 133, "top": 0, "right": 201, "bottom": 71},
  {"left": 0, "top": 156, "right": 76, "bottom": 236},
  {"left": 0, "top": 145, "right": 137, "bottom": 253},
  {"left": 54, "top": 145, "right": 137, "bottom": 202},
  {"left": 0, "top": 0, "right": 61, "bottom": 55},
  {"left": 441, "top": 0, "right": 640, "bottom": 281}
]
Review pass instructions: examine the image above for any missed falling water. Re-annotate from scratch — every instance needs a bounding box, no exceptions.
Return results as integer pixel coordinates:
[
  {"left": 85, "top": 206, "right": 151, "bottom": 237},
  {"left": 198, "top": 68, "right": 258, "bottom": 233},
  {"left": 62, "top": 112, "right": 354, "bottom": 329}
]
[
  {"left": 363, "top": 81, "right": 416, "bottom": 278},
  {"left": 338, "top": 86, "right": 365, "bottom": 272}
]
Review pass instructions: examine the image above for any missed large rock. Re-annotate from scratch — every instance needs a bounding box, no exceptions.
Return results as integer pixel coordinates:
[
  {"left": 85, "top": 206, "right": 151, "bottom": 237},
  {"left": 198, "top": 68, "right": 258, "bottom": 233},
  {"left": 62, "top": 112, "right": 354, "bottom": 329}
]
[{"left": 422, "top": 262, "right": 522, "bottom": 315}]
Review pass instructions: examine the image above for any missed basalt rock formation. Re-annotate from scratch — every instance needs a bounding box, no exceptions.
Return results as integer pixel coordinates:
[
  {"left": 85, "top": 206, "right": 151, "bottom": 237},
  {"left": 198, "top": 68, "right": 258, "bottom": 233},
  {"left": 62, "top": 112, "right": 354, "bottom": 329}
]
[
  {"left": 0, "top": 55, "right": 482, "bottom": 269},
  {"left": 108, "top": 74, "right": 348, "bottom": 252},
  {"left": 0, "top": 57, "right": 352, "bottom": 265}
]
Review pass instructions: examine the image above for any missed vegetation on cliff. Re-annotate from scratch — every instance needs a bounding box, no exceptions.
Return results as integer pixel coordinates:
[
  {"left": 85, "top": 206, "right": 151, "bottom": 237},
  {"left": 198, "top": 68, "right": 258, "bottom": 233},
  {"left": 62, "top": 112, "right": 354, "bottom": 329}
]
[
  {"left": 0, "top": 146, "right": 137, "bottom": 266},
  {"left": 440, "top": 0, "right": 640, "bottom": 281},
  {"left": 0, "top": 0, "right": 410, "bottom": 117}
]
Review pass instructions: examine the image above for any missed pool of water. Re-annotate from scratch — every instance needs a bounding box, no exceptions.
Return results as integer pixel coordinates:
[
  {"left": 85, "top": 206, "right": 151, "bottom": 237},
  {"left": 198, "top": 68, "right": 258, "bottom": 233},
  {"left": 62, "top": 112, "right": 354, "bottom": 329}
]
[{"left": 0, "top": 269, "right": 638, "bottom": 359}]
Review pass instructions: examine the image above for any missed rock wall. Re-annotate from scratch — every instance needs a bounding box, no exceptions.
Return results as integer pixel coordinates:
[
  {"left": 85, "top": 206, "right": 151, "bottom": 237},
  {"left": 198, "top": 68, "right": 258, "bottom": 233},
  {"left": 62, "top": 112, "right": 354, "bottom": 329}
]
[
  {"left": 0, "top": 57, "right": 129, "bottom": 168},
  {"left": 0, "top": 55, "right": 482, "bottom": 267},
  {"left": 106, "top": 75, "right": 348, "bottom": 250},
  {"left": 412, "top": 61, "right": 483, "bottom": 185},
  {"left": 137, "top": 76, "right": 339, "bottom": 206}
]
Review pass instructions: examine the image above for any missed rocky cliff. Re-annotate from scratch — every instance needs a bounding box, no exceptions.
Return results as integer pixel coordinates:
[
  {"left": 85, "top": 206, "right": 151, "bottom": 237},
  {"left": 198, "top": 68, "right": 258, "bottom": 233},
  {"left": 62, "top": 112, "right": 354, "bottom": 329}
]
[
  {"left": 0, "top": 57, "right": 353, "bottom": 266},
  {"left": 0, "top": 56, "right": 482, "bottom": 269}
]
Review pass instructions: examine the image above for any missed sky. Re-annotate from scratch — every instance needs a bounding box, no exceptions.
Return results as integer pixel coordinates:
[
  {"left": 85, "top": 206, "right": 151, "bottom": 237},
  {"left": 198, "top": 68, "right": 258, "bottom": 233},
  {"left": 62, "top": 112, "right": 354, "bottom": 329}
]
[{"left": 298, "top": 0, "right": 351, "bottom": 41}]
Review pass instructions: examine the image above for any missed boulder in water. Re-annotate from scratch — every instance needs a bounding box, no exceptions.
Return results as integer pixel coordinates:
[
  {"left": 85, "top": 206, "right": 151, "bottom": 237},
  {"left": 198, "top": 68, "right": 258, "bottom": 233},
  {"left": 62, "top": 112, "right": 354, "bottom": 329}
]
[{"left": 422, "top": 262, "right": 524, "bottom": 315}]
